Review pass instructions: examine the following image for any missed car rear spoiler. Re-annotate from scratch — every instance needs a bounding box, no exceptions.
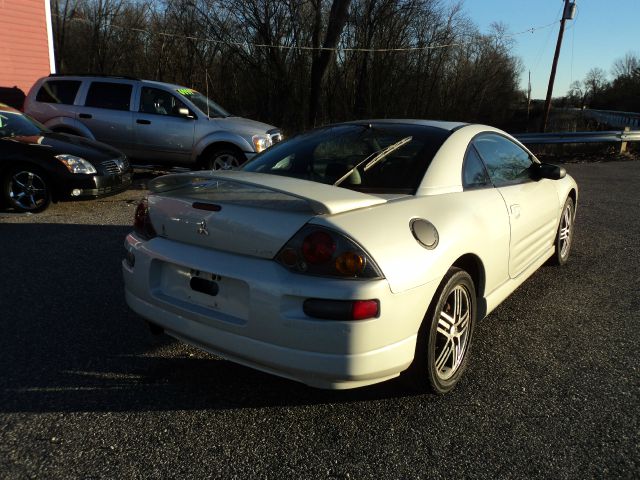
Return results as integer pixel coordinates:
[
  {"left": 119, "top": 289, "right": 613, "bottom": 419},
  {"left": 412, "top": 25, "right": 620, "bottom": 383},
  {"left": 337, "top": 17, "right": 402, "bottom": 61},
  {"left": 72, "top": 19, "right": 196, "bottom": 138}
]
[{"left": 148, "top": 171, "right": 387, "bottom": 215}]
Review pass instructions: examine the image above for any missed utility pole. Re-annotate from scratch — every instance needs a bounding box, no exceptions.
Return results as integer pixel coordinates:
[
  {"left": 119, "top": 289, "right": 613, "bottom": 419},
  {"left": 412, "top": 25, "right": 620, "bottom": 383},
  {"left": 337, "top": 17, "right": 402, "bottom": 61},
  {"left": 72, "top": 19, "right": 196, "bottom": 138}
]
[
  {"left": 540, "top": 0, "right": 576, "bottom": 132},
  {"left": 527, "top": 70, "right": 532, "bottom": 130}
]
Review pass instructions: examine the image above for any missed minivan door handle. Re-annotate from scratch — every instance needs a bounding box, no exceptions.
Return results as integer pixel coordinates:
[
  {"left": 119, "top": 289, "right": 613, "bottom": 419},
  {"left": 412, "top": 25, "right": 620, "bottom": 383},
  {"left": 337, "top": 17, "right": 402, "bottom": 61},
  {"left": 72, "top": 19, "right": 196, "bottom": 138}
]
[
  {"left": 136, "top": 119, "right": 151, "bottom": 125},
  {"left": 79, "top": 113, "right": 92, "bottom": 119}
]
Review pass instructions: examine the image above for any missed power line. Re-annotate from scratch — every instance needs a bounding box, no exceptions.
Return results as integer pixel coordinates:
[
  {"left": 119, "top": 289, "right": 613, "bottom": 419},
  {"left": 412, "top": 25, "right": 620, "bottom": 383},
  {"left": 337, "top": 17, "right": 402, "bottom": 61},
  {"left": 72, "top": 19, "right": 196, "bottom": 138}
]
[{"left": 54, "top": 14, "right": 561, "bottom": 54}]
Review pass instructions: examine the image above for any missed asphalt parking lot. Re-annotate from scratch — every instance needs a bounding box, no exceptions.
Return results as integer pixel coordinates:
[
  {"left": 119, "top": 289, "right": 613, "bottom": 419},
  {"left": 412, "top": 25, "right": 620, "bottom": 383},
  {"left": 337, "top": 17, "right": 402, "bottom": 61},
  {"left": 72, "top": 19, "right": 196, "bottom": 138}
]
[{"left": 0, "top": 161, "right": 638, "bottom": 479}]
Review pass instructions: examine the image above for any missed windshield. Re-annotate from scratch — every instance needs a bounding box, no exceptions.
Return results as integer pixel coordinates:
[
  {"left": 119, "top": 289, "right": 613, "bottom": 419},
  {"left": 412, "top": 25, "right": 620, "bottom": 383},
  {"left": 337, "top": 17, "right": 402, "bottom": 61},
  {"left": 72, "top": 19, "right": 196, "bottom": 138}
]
[
  {"left": 0, "top": 111, "right": 48, "bottom": 137},
  {"left": 242, "top": 124, "right": 450, "bottom": 194},
  {"left": 175, "top": 88, "right": 230, "bottom": 117}
]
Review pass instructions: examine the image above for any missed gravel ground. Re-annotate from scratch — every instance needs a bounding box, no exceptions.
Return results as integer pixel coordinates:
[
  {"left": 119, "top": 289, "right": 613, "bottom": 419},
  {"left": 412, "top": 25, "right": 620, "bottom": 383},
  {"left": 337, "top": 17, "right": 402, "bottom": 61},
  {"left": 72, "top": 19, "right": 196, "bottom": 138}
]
[{"left": 0, "top": 161, "right": 638, "bottom": 479}]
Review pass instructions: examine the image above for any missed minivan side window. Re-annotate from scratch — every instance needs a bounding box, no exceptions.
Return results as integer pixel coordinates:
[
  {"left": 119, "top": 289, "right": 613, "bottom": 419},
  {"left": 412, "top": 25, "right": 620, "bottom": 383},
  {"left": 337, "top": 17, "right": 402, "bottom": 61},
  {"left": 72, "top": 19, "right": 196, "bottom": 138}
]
[
  {"left": 473, "top": 134, "right": 534, "bottom": 186},
  {"left": 85, "top": 82, "right": 132, "bottom": 111},
  {"left": 36, "top": 80, "right": 81, "bottom": 105}
]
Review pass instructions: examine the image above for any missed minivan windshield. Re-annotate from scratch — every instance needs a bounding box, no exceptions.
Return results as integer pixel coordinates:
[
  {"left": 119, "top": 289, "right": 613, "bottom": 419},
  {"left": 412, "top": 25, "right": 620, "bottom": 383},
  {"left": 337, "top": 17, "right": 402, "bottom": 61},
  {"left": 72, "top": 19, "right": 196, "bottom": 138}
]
[
  {"left": 0, "top": 111, "right": 48, "bottom": 137},
  {"left": 175, "top": 88, "right": 230, "bottom": 118},
  {"left": 242, "top": 124, "right": 450, "bottom": 194}
]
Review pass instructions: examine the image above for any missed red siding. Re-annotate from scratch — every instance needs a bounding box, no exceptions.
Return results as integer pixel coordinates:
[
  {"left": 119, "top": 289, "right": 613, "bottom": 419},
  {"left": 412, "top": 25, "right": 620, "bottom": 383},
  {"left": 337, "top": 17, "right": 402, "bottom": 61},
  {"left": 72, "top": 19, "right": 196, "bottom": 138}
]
[{"left": 0, "top": 0, "right": 53, "bottom": 99}]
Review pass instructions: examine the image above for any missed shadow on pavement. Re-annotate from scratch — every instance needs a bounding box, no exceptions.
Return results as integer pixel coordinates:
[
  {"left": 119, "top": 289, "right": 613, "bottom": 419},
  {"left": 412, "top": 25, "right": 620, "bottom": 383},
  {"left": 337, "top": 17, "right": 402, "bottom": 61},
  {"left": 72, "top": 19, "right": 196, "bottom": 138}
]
[{"left": 0, "top": 223, "right": 413, "bottom": 413}]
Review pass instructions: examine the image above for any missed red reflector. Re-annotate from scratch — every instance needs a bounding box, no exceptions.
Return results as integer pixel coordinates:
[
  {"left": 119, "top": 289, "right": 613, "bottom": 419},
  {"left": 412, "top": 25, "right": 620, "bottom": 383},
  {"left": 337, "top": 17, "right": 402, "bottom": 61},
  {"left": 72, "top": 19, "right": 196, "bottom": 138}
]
[{"left": 352, "top": 300, "right": 379, "bottom": 320}]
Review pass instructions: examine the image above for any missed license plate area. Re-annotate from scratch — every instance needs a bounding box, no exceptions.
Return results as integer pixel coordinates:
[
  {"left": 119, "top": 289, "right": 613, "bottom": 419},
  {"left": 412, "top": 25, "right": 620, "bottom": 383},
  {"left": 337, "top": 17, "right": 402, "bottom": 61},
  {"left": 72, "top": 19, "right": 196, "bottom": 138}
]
[
  {"left": 190, "top": 275, "right": 219, "bottom": 296},
  {"left": 150, "top": 261, "right": 250, "bottom": 324}
]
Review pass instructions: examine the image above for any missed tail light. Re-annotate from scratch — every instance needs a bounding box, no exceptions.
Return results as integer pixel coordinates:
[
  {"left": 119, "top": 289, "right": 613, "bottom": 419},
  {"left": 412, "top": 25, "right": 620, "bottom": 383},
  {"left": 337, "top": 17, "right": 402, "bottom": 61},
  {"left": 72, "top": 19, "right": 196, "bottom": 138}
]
[
  {"left": 133, "top": 199, "right": 157, "bottom": 240},
  {"left": 302, "top": 231, "right": 336, "bottom": 264},
  {"left": 276, "top": 225, "right": 383, "bottom": 279}
]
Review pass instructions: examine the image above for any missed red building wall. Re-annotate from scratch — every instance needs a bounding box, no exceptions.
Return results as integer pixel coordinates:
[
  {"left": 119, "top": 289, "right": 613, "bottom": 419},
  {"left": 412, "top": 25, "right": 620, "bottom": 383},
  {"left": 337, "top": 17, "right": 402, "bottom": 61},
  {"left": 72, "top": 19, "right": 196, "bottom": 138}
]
[{"left": 0, "top": 0, "right": 55, "bottom": 107}]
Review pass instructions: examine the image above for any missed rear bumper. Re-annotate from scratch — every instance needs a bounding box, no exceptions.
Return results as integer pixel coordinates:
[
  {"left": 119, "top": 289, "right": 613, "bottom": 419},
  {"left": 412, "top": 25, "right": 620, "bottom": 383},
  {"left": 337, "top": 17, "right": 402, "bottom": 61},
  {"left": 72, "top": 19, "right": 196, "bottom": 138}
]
[
  {"left": 122, "top": 234, "right": 438, "bottom": 389},
  {"left": 126, "top": 290, "right": 417, "bottom": 389}
]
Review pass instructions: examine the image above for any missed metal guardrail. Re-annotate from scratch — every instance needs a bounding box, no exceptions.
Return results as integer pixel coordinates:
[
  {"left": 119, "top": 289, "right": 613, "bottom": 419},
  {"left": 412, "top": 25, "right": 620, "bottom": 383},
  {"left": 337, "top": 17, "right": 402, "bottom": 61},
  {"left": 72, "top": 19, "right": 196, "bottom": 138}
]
[
  {"left": 515, "top": 129, "right": 640, "bottom": 145},
  {"left": 583, "top": 109, "right": 640, "bottom": 129}
]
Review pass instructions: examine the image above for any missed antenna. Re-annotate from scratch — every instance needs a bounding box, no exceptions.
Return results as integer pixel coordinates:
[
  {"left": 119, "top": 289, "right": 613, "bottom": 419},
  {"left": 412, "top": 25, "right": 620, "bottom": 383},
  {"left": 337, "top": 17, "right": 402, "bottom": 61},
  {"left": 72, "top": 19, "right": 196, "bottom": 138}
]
[{"left": 205, "top": 69, "right": 210, "bottom": 119}]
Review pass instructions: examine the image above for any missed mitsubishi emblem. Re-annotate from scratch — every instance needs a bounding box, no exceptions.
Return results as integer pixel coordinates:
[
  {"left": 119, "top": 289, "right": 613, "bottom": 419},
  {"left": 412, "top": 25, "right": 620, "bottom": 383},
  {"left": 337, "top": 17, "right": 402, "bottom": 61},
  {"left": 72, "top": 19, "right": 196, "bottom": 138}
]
[{"left": 196, "top": 219, "right": 209, "bottom": 236}]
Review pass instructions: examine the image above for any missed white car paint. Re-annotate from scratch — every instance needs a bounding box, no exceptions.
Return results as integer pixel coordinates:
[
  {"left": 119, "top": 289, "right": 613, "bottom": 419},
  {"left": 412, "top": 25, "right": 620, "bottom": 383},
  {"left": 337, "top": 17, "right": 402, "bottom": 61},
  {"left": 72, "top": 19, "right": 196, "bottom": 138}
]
[{"left": 123, "top": 122, "right": 578, "bottom": 389}]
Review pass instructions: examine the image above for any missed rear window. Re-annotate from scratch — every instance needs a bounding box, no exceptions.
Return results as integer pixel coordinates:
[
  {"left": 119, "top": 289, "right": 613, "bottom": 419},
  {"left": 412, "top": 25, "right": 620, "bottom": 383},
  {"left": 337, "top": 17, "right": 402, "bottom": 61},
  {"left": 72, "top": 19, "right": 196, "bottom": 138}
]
[
  {"left": 242, "top": 124, "right": 450, "bottom": 194},
  {"left": 36, "top": 80, "right": 81, "bottom": 104},
  {"left": 85, "top": 82, "right": 132, "bottom": 111}
]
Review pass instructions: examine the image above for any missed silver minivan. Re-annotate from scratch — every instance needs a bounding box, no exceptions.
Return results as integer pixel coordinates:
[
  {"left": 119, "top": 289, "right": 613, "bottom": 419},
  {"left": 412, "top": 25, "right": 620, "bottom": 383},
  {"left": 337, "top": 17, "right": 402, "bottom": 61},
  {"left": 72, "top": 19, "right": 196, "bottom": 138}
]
[{"left": 24, "top": 75, "right": 282, "bottom": 169}]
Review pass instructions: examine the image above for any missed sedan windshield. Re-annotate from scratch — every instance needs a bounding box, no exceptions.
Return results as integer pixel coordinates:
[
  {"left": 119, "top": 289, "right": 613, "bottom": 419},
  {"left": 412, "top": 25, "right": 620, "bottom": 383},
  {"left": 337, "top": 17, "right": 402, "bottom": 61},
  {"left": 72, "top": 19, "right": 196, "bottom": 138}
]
[
  {"left": 175, "top": 88, "right": 230, "bottom": 117},
  {"left": 0, "top": 111, "right": 48, "bottom": 137},
  {"left": 242, "top": 124, "right": 450, "bottom": 194}
]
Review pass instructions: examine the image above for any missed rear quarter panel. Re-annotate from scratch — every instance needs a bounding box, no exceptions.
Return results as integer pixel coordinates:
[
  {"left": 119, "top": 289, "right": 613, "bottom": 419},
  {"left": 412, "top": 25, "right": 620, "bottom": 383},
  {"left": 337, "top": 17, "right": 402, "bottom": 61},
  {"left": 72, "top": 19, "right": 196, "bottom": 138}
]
[{"left": 311, "top": 189, "right": 511, "bottom": 297}]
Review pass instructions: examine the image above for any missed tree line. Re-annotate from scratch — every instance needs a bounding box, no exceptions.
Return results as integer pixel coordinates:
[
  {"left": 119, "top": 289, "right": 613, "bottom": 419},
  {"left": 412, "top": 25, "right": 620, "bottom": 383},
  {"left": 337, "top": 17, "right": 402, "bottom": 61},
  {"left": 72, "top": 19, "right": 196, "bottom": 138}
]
[
  {"left": 51, "top": 0, "right": 523, "bottom": 133},
  {"left": 563, "top": 52, "right": 640, "bottom": 113}
]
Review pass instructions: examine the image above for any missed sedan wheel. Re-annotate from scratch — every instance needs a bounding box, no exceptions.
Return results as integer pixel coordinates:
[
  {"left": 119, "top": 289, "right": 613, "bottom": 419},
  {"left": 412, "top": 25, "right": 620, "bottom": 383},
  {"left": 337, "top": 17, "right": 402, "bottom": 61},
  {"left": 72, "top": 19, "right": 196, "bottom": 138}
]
[
  {"left": 404, "top": 268, "right": 476, "bottom": 394},
  {"left": 4, "top": 168, "right": 51, "bottom": 213}
]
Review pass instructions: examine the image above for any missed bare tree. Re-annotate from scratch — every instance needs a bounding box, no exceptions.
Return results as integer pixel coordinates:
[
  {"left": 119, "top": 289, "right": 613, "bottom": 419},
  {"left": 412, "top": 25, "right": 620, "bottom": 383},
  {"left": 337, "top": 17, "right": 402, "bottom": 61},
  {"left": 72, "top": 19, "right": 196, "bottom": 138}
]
[
  {"left": 51, "top": 0, "right": 524, "bottom": 132},
  {"left": 611, "top": 51, "right": 640, "bottom": 79},
  {"left": 584, "top": 67, "right": 608, "bottom": 101},
  {"left": 308, "top": 0, "right": 352, "bottom": 127},
  {"left": 566, "top": 80, "right": 586, "bottom": 108}
]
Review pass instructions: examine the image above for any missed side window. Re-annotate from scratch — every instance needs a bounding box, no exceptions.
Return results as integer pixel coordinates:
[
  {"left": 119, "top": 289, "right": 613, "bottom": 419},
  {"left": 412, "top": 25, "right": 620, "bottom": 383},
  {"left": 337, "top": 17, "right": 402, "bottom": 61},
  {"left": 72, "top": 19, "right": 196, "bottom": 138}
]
[
  {"left": 473, "top": 134, "right": 534, "bottom": 186},
  {"left": 36, "top": 80, "right": 81, "bottom": 104},
  {"left": 463, "top": 146, "right": 491, "bottom": 189},
  {"left": 139, "top": 87, "right": 189, "bottom": 116},
  {"left": 85, "top": 82, "right": 132, "bottom": 111}
]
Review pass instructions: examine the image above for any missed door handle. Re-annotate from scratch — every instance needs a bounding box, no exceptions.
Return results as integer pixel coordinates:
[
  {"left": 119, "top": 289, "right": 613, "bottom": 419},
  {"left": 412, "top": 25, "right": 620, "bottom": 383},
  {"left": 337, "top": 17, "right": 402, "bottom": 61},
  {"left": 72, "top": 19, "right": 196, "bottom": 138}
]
[
  {"left": 510, "top": 204, "right": 521, "bottom": 218},
  {"left": 79, "top": 113, "right": 92, "bottom": 119},
  {"left": 136, "top": 119, "right": 151, "bottom": 125}
]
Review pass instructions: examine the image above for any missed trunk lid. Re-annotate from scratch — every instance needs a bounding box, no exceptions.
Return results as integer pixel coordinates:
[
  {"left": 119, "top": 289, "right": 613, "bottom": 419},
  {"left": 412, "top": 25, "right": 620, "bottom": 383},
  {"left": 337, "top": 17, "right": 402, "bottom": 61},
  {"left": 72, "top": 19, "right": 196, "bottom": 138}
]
[{"left": 147, "top": 171, "right": 388, "bottom": 258}]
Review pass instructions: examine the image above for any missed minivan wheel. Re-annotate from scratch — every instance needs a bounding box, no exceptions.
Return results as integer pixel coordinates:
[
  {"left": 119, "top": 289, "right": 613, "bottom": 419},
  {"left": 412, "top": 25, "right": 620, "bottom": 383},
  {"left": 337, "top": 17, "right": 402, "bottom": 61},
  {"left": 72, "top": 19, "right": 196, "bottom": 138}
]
[
  {"left": 404, "top": 268, "right": 476, "bottom": 394},
  {"left": 3, "top": 167, "right": 51, "bottom": 213},
  {"left": 203, "top": 147, "right": 245, "bottom": 170}
]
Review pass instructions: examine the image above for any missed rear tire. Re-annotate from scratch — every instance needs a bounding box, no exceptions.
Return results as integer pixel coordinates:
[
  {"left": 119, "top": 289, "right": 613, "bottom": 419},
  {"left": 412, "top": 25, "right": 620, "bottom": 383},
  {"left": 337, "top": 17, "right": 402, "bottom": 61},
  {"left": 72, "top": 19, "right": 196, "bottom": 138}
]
[
  {"left": 404, "top": 268, "right": 476, "bottom": 394},
  {"left": 2, "top": 166, "right": 51, "bottom": 213}
]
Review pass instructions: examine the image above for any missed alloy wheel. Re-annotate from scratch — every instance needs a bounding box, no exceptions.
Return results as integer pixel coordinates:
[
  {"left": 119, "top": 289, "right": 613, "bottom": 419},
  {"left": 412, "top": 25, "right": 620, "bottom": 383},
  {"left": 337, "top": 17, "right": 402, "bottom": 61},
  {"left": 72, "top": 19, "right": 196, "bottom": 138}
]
[
  {"left": 434, "top": 284, "right": 472, "bottom": 381},
  {"left": 211, "top": 153, "right": 240, "bottom": 170},
  {"left": 559, "top": 203, "right": 573, "bottom": 259},
  {"left": 9, "top": 171, "right": 48, "bottom": 211}
]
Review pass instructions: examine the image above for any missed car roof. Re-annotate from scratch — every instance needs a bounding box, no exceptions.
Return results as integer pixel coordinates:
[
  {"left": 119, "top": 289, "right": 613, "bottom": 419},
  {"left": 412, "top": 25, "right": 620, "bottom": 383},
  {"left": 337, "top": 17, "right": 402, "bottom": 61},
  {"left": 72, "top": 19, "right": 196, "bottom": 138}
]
[
  {"left": 340, "top": 119, "right": 469, "bottom": 132},
  {"left": 44, "top": 74, "right": 192, "bottom": 92},
  {"left": 140, "top": 79, "right": 192, "bottom": 91}
]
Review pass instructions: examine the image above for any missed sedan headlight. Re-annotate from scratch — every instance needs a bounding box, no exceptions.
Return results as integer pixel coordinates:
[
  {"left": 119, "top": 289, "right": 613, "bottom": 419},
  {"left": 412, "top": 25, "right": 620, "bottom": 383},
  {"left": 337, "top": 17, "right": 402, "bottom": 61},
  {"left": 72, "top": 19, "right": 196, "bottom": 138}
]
[
  {"left": 55, "top": 154, "right": 97, "bottom": 174},
  {"left": 252, "top": 134, "right": 273, "bottom": 153}
]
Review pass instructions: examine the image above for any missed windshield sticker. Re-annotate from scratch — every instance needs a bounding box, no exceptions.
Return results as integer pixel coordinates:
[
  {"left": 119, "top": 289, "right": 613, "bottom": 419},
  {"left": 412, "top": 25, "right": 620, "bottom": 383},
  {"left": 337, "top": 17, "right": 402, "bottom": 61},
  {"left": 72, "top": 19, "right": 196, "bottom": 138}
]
[{"left": 177, "top": 88, "right": 195, "bottom": 96}]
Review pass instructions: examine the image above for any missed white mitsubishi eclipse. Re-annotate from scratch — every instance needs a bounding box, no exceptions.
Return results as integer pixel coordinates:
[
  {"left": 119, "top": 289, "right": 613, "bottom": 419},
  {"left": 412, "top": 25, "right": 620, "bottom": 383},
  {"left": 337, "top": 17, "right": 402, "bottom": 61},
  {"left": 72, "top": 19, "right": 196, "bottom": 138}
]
[{"left": 123, "top": 120, "right": 577, "bottom": 393}]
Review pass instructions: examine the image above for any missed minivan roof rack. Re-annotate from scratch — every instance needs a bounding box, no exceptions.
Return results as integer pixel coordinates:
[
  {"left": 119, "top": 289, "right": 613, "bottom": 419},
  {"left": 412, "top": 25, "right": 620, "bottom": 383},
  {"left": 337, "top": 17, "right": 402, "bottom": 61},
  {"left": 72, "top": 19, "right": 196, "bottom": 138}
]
[{"left": 48, "top": 73, "right": 140, "bottom": 81}]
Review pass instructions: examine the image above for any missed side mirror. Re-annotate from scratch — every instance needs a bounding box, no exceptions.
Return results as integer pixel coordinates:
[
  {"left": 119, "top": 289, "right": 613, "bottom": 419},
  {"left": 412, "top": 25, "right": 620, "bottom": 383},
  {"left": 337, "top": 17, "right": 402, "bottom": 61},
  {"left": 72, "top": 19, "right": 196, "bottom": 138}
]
[
  {"left": 178, "top": 107, "right": 194, "bottom": 119},
  {"left": 532, "top": 162, "right": 566, "bottom": 180}
]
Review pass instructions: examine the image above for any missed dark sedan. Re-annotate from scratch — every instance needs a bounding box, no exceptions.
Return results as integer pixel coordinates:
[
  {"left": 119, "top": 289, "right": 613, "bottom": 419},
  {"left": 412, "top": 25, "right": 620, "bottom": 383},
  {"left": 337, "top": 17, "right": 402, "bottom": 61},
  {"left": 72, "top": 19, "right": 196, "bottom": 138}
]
[{"left": 0, "top": 104, "right": 132, "bottom": 213}]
